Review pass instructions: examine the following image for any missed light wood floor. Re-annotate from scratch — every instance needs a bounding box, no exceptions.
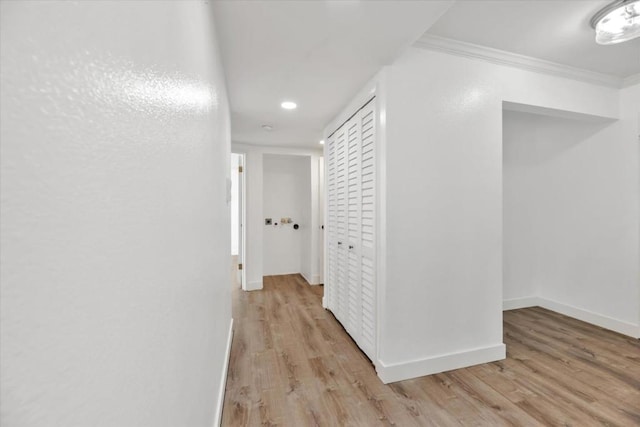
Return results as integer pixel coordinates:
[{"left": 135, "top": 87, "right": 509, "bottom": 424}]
[{"left": 221, "top": 274, "right": 640, "bottom": 426}]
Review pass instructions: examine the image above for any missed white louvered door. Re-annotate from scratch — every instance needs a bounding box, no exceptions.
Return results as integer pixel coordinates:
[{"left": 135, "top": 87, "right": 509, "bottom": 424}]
[
  {"left": 325, "top": 133, "right": 338, "bottom": 313},
  {"left": 334, "top": 125, "right": 348, "bottom": 323},
  {"left": 325, "top": 97, "right": 376, "bottom": 362},
  {"left": 346, "top": 114, "right": 361, "bottom": 338},
  {"left": 358, "top": 103, "right": 376, "bottom": 360}
]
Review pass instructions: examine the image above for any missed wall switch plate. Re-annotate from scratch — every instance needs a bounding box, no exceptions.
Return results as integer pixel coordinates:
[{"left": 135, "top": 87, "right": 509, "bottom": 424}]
[{"left": 265, "top": 218, "right": 272, "bottom": 225}]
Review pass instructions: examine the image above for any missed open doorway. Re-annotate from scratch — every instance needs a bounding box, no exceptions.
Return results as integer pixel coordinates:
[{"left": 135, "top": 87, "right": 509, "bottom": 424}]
[
  {"left": 230, "top": 152, "right": 245, "bottom": 289},
  {"left": 501, "top": 104, "right": 638, "bottom": 335},
  {"left": 262, "top": 154, "right": 313, "bottom": 279}
]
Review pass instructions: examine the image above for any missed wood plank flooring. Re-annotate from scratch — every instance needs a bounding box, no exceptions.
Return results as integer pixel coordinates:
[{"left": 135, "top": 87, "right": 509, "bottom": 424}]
[{"left": 221, "top": 274, "right": 640, "bottom": 426}]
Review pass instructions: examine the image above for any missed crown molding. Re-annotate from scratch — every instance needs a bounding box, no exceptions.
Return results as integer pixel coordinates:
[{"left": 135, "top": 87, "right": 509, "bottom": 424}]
[
  {"left": 414, "top": 34, "right": 623, "bottom": 88},
  {"left": 622, "top": 73, "right": 640, "bottom": 88}
]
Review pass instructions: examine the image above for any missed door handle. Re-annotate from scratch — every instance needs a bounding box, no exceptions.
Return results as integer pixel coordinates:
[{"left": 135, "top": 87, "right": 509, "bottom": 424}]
[
  {"left": 349, "top": 245, "right": 354, "bottom": 249},
  {"left": 337, "top": 241, "right": 342, "bottom": 245}
]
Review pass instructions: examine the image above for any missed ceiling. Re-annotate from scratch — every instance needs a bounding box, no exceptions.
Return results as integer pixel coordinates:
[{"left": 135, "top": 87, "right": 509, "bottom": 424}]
[
  {"left": 426, "top": 0, "right": 640, "bottom": 79},
  {"left": 212, "top": 0, "right": 454, "bottom": 147},
  {"left": 214, "top": 0, "right": 640, "bottom": 148}
]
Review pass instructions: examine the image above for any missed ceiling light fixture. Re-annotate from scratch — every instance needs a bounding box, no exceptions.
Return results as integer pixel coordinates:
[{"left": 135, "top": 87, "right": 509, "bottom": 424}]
[
  {"left": 590, "top": 0, "right": 640, "bottom": 45},
  {"left": 281, "top": 101, "right": 297, "bottom": 110},
  {"left": 319, "top": 140, "right": 325, "bottom": 145}
]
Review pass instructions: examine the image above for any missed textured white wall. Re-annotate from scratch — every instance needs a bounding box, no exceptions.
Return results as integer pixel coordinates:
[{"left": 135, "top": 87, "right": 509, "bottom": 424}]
[
  {"left": 230, "top": 153, "right": 241, "bottom": 255},
  {"left": 0, "top": 2, "right": 232, "bottom": 426}
]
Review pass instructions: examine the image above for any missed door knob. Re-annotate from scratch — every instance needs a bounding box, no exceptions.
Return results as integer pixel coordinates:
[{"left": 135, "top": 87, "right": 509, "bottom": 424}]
[
  {"left": 337, "top": 241, "right": 342, "bottom": 245},
  {"left": 349, "top": 245, "right": 354, "bottom": 249}
]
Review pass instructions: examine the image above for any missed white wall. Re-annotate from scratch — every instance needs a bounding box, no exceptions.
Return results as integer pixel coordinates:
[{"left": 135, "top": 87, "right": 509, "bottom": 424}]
[
  {"left": 243, "top": 150, "right": 264, "bottom": 290},
  {"left": 376, "top": 47, "right": 625, "bottom": 381},
  {"left": 299, "top": 157, "right": 313, "bottom": 282},
  {"left": 503, "top": 109, "right": 639, "bottom": 334},
  {"left": 0, "top": 2, "right": 232, "bottom": 426},
  {"left": 230, "top": 153, "right": 240, "bottom": 255},
  {"left": 263, "top": 154, "right": 309, "bottom": 276}
]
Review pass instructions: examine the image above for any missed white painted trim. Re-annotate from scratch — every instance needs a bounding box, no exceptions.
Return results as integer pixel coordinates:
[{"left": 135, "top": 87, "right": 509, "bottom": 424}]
[
  {"left": 232, "top": 142, "right": 322, "bottom": 157},
  {"left": 300, "top": 272, "right": 311, "bottom": 285},
  {"left": 245, "top": 280, "right": 263, "bottom": 291},
  {"left": 374, "top": 68, "right": 389, "bottom": 370},
  {"left": 322, "top": 131, "right": 328, "bottom": 308},
  {"left": 323, "top": 74, "right": 378, "bottom": 140},
  {"left": 214, "top": 318, "right": 234, "bottom": 427},
  {"left": 536, "top": 297, "right": 640, "bottom": 338},
  {"left": 502, "top": 296, "right": 640, "bottom": 338},
  {"left": 301, "top": 272, "right": 323, "bottom": 286},
  {"left": 377, "top": 344, "right": 506, "bottom": 384},
  {"left": 503, "top": 296, "right": 539, "bottom": 310},
  {"left": 414, "top": 34, "right": 622, "bottom": 88},
  {"left": 622, "top": 73, "right": 640, "bottom": 88}
]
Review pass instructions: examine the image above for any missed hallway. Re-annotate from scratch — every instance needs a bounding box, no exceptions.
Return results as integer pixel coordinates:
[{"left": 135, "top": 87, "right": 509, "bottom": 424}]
[{"left": 222, "top": 276, "right": 640, "bottom": 426}]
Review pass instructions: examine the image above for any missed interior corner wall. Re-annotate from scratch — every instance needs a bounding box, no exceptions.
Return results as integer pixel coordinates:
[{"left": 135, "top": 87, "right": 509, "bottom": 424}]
[
  {"left": 299, "top": 156, "right": 314, "bottom": 283},
  {"left": 244, "top": 150, "right": 264, "bottom": 290},
  {"left": 263, "top": 154, "right": 309, "bottom": 276},
  {"left": 378, "top": 46, "right": 624, "bottom": 378},
  {"left": 502, "top": 112, "right": 539, "bottom": 302},
  {"left": 0, "top": 2, "right": 232, "bottom": 426}
]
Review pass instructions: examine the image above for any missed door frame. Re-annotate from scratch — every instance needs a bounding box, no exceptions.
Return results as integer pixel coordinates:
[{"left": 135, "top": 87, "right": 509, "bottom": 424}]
[{"left": 232, "top": 152, "right": 246, "bottom": 290}]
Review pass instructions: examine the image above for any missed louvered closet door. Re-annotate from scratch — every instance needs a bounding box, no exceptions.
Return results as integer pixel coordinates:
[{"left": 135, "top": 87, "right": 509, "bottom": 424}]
[
  {"left": 358, "top": 101, "right": 376, "bottom": 360},
  {"left": 324, "top": 97, "right": 376, "bottom": 362},
  {"left": 325, "top": 133, "right": 338, "bottom": 312},
  {"left": 334, "top": 126, "right": 348, "bottom": 323},
  {"left": 345, "top": 114, "right": 362, "bottom": 338}
]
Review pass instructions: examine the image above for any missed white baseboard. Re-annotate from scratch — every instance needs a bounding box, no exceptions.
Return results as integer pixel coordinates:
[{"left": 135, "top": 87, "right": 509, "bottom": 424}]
[
  {"left": 322, "top": 296, "right": 327, "bottom": 309},
  {"left": 503, "top": 296, "right": 539, "bottom": 310},
  {"left": 503, "top": 296, "right": 639, "bottom": 338},
  {"left": 245, "top": 280, "right": 263, "bottom": 291},
  {"left": 376, "top": 343, "right": 506, "bottom": 384},
  {"left": 301, "top": 272, "right": 322, "bottom": 285},
  {"left": 300, "top": 272, "right": 312, "bottom": 285},
  {"left": 536, "top": 298, "right": 640, "bottom": 338},
  {"left": 214, "top": 318, "right": 234, "bottom": 427}
]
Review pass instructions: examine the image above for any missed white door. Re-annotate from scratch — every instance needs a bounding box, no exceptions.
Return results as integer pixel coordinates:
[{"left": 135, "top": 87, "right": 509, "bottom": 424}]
[
  {"left": 326, "top": 134, "right": 338, "bottom": 311},
  {"left": 358, "top": 102, "right": 376, "bottom": 360},
  {"left": 335, "top": 126, "right": 348, "bottom": 323},
  {"left": 346, "top": 113, "right": 362, "bottom": 338}
]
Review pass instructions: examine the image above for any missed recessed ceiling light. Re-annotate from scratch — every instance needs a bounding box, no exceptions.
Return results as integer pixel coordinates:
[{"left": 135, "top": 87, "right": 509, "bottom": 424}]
[
  {"left": 261, "top": 124, "right": 273, "bottom": 131},
  {"left": 319, "top": 140, "right": 325, "bottom": 145},
  {"left": 591, "top": 0, "right": 640, "bottom": 45},
  {"left": 281, "top": 101, "right": 297, "bottom": 110}
]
